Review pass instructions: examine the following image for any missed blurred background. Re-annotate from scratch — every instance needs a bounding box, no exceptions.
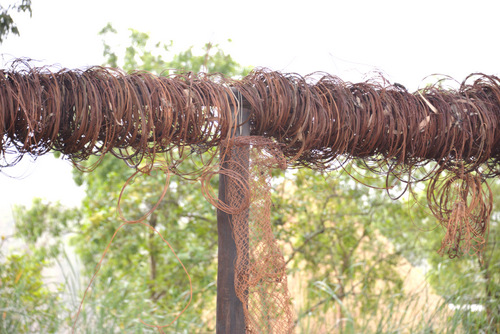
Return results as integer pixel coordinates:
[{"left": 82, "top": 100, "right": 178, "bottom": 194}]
[{"left": 1, "top": 0, "right": 499, "bottom": 333}]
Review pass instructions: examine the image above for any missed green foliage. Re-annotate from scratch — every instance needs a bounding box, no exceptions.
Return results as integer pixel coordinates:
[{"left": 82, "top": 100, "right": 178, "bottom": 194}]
[
  {"left": 270, "top": 164, "right": 499, "bottom": 333},
  {"left": 0, "top": 248, "right": 60, "bottom": 333},
  {"left": 0, "top": 199, "right": 80, "bottom": 333},
  {"left": 367, "top": 170, "right": 500, "bottom": 333},
  {"left": 0, "top": 0, "right": 32, "bottom": 44},
  {"left": 273, "top": 168, "right": 406, "bottom": 332},
  {"left": 424, "top": 187, "right": 500, "bottom": 332},
  {"left": 60, "top": 30, "right": 249, "bottom": 331},
  {"left": 7, "top": 25, "right": 250, "bottom": 333},
  {"left": 69, "top": 153, "right": 219, "bottom": 331},
  {"left": 7, "top": 24, "right": 499, "bottom": 333},
  {"left": 99, "top": 23, "right": 252, "bottom": 76},
  {"left": 13, "top": 198, "right": 81, "bottom": 247}
]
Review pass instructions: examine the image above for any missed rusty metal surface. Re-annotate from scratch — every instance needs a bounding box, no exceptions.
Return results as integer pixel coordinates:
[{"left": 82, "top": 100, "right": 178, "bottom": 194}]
[
  {"left": 3, "top": 63, "right": 499, "bottom": 332},
  {"left": 1, "top": 64, "right": 498, "bottom": 259},
  {"left": 2, "top": 67, "right": 499, "bottom": 172}
]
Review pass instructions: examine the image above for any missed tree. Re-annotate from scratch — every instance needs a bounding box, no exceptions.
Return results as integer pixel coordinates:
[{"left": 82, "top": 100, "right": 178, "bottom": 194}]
[
  {"left": 375, "top": 169, "right": 500, "bottom": 333},
  {"left": 273, "top": 163, "right": 499, "bottom": 333},
  {"left": 70, "top": 27, "right": 250, "bottom": 331},
  {"left": 0, "top": 0, "right": 32, "bottom": 44},
  {"left": 13, "top": 26, "right": 250, "bottom": 333},
  {"left": 0, "top": 234, "right": 60, "bottom": 333},
  {"left": 1, "top": 198, "right": 79, "bottom": 333},
  {"left": 10, "top": 24, "right": 499, "bottom": 334},
  {"left": 272, "top": 166, "right": 409, "bottom": 333},
  {"left": 413, "top": 183, "right": 499, "bottom": 332},
  {"left": 98, "top": 23, "right": 250, "bottom": 76}
]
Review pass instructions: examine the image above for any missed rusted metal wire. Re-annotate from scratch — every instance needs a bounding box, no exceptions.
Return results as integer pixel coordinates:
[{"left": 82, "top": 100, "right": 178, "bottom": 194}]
[
  {"left": 2, "top": 64, "right": 500, "bottom": 172},
  {"left": 2, "top": 64, "right": 500, "bottom": 252},
  {"left": 3, "top": 62, "right": 499, "bottom": 332}
]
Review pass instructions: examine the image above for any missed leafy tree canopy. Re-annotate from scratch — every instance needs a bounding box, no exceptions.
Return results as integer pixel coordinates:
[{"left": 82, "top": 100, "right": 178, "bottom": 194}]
[
  {"left": 0, "top": 0, "right": 32, "bottom": 44},
  {"left": 8, "top": 24, "right": 499, "bottom": 333}
]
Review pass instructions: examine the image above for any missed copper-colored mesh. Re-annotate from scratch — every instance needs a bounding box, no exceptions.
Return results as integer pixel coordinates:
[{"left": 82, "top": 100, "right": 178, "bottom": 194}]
[
  {"left": 427, "top": 170, "right": 492, "bottom": 258},
  {"left": 222, "top": 137, "right": 293, "bottom": 333},
  {"left": 3, "top": 63, "right": 500, "bottom": 330}
]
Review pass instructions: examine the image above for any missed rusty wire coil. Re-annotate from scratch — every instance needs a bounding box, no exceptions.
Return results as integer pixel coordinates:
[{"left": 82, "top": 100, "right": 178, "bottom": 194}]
[
  {"left": 1, "top": 64, "right": 500, "bottom": 173},
  {"left": 1, "top": 63, "right": 500, "bottom": 258}
]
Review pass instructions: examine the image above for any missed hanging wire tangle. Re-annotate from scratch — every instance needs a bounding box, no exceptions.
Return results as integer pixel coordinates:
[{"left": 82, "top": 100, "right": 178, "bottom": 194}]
[
  {"left": 3, "top": 62, "right": 500, "bottom": 333},
  {"left": 1, "top": 63, "right": 499, "bottom": 255},
  {"left": 2, "top": 64, "right": 500, "bottom": 241}
]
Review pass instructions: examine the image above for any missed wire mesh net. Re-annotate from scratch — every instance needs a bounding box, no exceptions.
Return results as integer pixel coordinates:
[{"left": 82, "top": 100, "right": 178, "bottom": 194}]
[
  {"left": 221, "top": 137, "right": 293, "bottom": 333},
  {"left": 2, "top": 62, "right": 500, "bottom": 331}
]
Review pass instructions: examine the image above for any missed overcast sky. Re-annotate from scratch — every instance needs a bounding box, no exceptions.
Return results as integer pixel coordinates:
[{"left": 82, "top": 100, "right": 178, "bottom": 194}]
[
  {"left": 1, "top": 0, "right": 499, "bottom": 233},
  {"left": 3, "top": 0, "right": 500, "bottom": 87}
]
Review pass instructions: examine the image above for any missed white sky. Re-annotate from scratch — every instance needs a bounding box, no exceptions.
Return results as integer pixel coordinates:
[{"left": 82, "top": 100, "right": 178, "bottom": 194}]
[
  {"left": 2, "top": 0, "right": 500, "bottom": 86},
  {"left": 1, "top": 0, "right": 499, "bottom": 235}
]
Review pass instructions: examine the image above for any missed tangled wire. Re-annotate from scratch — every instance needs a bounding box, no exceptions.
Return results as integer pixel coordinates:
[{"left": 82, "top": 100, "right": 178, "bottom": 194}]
[
  {"left": 2, "top": 64, "right": 500, "bottom": 171},
  {"left": 1, "top": 64, "right": 499, "bottom": 252},
  {"left": 2, "top": 63, "right": 499, "bottom": 331}
]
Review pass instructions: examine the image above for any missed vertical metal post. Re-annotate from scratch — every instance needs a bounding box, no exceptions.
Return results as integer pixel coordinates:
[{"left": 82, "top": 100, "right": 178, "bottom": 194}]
[{"left": 216, "top": 94, "right": 250, "bottom": 334}]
